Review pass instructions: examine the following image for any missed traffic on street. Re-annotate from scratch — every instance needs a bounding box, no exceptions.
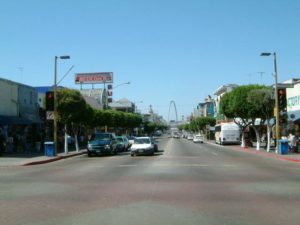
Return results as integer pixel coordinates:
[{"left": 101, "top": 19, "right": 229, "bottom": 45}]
[
  {"left": 1, "top": 135, "right": 300, "bottom": 225},
  {"left": 1, "top": 1, "right": 300, "bottom": 225}
]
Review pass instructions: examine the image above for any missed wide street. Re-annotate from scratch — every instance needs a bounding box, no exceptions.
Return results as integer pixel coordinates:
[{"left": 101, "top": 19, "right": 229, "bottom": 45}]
[{"left": 1, "top": 136, "right": 300, "bottom": 225}]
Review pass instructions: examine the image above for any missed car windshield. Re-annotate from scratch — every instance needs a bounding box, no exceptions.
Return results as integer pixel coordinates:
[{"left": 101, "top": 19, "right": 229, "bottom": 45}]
[
  {"left": 117, "top": 137, "right": 123, "bottom": 142},
  {"left": 92, "top": 133, "right": 111, "bottom": 140},
  {"left": 134, "top": 138, "right": 150, "bottom": 144}
]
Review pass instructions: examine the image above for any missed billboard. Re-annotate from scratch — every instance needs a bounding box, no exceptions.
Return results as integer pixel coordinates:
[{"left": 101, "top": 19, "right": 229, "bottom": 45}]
[{"left": 75, "top": 72, "right": 113, "bottom": 84}]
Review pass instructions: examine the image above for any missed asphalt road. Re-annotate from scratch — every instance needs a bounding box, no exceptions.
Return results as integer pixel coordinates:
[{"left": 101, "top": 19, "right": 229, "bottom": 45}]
[{"left": 1, "top": 136, "right": 300, "bottom": 225}]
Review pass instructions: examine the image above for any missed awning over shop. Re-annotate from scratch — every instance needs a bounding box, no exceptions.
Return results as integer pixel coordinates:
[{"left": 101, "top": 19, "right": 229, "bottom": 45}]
[{"left": 0, "top": 115, "right": 43, "bottom": 125}]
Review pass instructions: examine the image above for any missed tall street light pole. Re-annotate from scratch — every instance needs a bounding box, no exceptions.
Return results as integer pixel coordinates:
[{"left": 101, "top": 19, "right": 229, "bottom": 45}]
[
  {"left": 261, "top": 52, "right": 280, "bottom": 153},
  {"left": 113, "top": 81, "right": 130, "bottom": 90},
  {"left": 54, "top": 55, "right": 70, "bottom": 155}
]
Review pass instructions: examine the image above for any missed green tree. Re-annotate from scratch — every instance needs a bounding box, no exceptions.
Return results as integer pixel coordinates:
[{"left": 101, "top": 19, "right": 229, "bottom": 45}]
[
  {"left": 221, "top": 85, "right": 275, "bottom": 150},
  {"left": 57, "top": 89, "right": 88, "bottom": 152},
  {"left": 221, "top": 85, "right": 260, "bottom": 147},
  {"left": 186, "top": 117, "right": 216, "bottom": 137},
  {"left": 247, "top": 87, "right": 274, "bottom": 151}
]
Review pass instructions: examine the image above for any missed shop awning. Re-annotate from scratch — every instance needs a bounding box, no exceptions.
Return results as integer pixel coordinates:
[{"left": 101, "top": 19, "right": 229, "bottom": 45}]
[{"left": 0, "top": 116, "right": 42, "bottom": 125}]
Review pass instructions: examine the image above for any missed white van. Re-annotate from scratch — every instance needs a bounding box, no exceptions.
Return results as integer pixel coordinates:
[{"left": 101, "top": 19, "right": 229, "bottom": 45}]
[{"left": 215, "top": 122, "right": 240, "bottom": 145}]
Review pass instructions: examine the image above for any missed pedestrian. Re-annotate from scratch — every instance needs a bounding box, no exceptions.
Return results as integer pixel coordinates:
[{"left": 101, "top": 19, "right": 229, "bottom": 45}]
[{"left": 0, "top": 128, "right": 6, "bottom": 156}]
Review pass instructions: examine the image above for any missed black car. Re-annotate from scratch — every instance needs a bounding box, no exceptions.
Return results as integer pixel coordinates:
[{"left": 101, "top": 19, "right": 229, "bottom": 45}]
[{"left": 87, "top": 132, "right": 118, "bottom": 157}]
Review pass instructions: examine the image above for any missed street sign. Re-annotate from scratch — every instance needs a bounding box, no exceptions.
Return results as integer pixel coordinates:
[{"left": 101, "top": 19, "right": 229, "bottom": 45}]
[
  {"left": 75, "top": 72, "right": 113, "bottom": 84},
  {"left": 107, "top": 90, "right": 113, "bottom": 96},
  {"left": 46, "top": 111, "right": 54, "bottom": 120}
]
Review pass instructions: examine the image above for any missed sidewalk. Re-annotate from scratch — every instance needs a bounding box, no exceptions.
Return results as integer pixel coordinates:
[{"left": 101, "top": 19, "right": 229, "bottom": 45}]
[
  {"left": 207, "top": 140, "right": 300, "bottom": 163},
  {"left": 0, "top": 150, "right": 87, "bottom": 167}
]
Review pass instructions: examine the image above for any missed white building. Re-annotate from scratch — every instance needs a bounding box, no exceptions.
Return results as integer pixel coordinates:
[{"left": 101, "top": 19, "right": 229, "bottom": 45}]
[
  {"left": 286, "top": 78, "right": 300, "bottom": 124},
  {"left": 213, "top": 84, "right": 238, "bottom": 123}
]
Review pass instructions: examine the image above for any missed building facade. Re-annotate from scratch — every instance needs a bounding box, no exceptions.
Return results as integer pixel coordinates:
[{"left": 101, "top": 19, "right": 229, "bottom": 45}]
[
  {"left": 213, "top": 84, "right": 238, "bottom": 124},
  {"left": 286, "top": 79, "right": 300, "bottom": 138}
]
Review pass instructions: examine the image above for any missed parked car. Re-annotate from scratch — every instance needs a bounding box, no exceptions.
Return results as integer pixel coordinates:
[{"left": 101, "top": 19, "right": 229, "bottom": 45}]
[
  {"left": 187, "top": 134, "right": 194, "bottom": 140},
  {"left": 153, "top": 130, "right": 162, "bottom": 137},
  {"left": 87, "top": 132, "right": 118, "bottom": 157},
  {"left": 130, "top": 137, "right": 155, "bottom": 156},
  {"left": 193, "top": 134, "right": 204, "bottom": 143},
  {"left": 173, "top": 132, "right": 180, "bottom": 138},
  {"left": 116, "top": 136, "right": 130, "bottom": 152}
]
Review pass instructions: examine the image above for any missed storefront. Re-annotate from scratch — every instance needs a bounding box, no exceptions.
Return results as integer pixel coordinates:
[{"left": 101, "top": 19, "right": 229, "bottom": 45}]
[
  {"left": 286, "top": 81, "right": 300, "bottom": 151},
  {"left": 0, "top": 78, "right": 43, "bottom": 154},
  {"left": 287, "top": 81, "right": 300, "bottom": 124}
]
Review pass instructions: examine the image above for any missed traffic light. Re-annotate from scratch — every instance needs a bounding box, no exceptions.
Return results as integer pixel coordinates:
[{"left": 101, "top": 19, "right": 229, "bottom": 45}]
[
  {"left": 277, "top": 88, "right": 287, "bottom": 123},
  {"left": 278, "top": 88, "right": 287, "bottom": 112},
  {"left": 46, "top": 91, "right": 54, "bottom": 111}
]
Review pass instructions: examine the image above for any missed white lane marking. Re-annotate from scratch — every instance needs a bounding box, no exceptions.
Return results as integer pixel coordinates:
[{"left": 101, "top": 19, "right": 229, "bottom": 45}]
[
  {"left": 219, "top": 164, "right": 237, "bottom": 168},
  {"left": 164, "top": 138, "right": 174, "bottom": 156},
  {"left": 85, "top": 161, "right": 237, "bottom": 169},
  {"left": 152, "top": 163, "right": 210, "bottom": 167},
  {"left": 118, "top": 165, "right": 137, "bottom": 167}
]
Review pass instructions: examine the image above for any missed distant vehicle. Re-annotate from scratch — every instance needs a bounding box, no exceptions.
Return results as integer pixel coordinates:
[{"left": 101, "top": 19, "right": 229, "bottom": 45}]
[
  {"left": 173, "top": 132, "right": 180, "bottom": 138},
  {"left": 116, "top": 136, "right": 130, "bottom": 152},
  {"left": 87, "top": 132, "right": 118, "bottom": 157},
  {"left": 153, "top": 130, "right": 162, "bottom": 136},
  {"left": 187, "top": 134, "right": 194, "bottom": 140},
  {"left": 215, "top": 122, "right": 240, "bottom": 145},
  {"left": 130, "top": 137, "right": 155, "bottom": 156},
  {"left": 193, "top": 134, "right": 204, "bottom": 143},
  {"left": 170, "top": 127, "right": 179, "bottom": 138}
]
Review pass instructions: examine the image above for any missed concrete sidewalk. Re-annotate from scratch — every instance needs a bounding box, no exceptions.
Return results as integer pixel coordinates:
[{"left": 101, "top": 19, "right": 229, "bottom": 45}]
[
  {"left": 0, "top": 150, "right": 87, "bottom": 167},
  {"left": 207, "top": 140, "right": 300, "bottom": 163}
]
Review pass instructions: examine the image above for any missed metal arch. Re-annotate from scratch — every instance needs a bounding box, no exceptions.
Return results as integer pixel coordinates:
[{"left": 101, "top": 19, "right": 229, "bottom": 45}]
[{"left": 168, "top": 100, "right": 178, "bottom": 122}]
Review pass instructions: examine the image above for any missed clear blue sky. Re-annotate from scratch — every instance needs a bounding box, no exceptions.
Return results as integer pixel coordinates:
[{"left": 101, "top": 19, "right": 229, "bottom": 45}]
[{"left": 1, "top": 0, "right": 299, "bottom": 120}]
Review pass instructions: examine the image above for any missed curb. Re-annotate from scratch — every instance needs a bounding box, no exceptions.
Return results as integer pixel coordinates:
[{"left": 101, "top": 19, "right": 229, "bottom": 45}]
[
  {"left": 235, "top": 147, "right": 300, "bottom": 163},
  {"left": 22, "top": 151, "right": 87, "bottom": 166},
  {"left": 206, "top": 141, "right": 300, "bottom": 163}
]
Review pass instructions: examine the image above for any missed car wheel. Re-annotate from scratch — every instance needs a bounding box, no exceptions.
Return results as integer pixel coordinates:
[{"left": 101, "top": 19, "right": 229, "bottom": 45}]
[{"left": 110, "top": 149, "right": 115, "bottom": 155}]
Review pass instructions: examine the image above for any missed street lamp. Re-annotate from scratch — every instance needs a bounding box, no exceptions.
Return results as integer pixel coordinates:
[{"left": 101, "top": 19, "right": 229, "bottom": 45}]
[
  {"left": 54, "top": 55, "right": 70, "bottom": 155},
  {"left": 113, "top": 81, "right": 131, "bottom": 89},
  {"left": 260, "top": 52, "right": 279, "bottom": 152}
]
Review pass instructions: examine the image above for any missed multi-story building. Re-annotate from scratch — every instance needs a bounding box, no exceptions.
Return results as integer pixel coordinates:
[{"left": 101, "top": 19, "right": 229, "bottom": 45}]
[
  {"left": 79, "top": 88, "right": 106, "bottom": 109},
  {"left": 0, "top": 77, "right": 42, "bottom": 153},
  {"left": 0, "top": 77, "right": 40, "bottom": 125},
  {"left": 285, "top": 78, "right": 300, "bottom": 132},
  {"left": 214, "top": 84, "right": 238, "bottom": 124},
  {"left": 109, "top": 98, "right": 135, "bottom": 113},
  {"left": 193, "top": 95, "right": 215, "bottom": 119}
]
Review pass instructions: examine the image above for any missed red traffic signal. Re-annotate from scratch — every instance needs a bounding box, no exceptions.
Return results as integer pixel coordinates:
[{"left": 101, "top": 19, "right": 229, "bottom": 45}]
[
  {"left": 277, "top": 88, "right": 287, "bottom": 114},
  {"left": 279, "top": 89, "right": 286, "bottom": 95},
  {"left": 46, "top": 91, "right": 54, "bottom": 110}
]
